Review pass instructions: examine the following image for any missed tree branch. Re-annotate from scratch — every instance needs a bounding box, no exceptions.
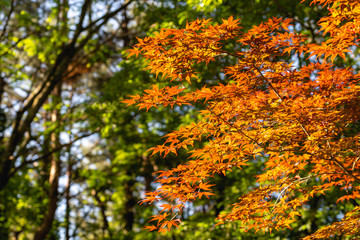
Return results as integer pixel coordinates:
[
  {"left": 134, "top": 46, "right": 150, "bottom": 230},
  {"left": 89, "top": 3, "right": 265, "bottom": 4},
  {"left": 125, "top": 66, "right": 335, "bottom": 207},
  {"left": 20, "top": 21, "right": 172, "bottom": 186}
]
[
  {"left": 77, "top": 0, "right": 134, "bottom": 50},
  {"left": 0, "top": 0, "right": 15, "bottom": 40},
  {"left": 8, "top": 129, "right": 100, "bottom": 179}
]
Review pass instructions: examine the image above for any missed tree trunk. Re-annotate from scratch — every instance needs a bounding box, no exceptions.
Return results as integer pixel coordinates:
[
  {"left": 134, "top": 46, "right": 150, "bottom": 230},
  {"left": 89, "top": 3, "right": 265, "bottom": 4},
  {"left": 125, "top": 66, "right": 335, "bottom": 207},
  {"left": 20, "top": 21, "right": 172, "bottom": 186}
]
[
  {"left": 124, "top": 170, "right": 135, "bottom": 233},
  {"left": 65, "top": 151, "right": 72, "bottom": 240},
  {"left": 0, "top": 45, "right": 75, "bottom": 192},
  {"left": 33, "top": 82, "right": 62, "bottom": 240},
  {"left": 92, "top": 189, "right": 113, "bottom": 239}
]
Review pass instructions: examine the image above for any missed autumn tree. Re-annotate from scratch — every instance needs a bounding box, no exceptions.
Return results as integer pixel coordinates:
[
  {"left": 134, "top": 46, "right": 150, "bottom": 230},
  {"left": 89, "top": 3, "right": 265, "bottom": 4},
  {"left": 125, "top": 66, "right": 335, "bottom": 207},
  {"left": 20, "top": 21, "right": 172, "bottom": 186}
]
[{"left": 125, "top": 0, "right": 360, "bottom": 238}]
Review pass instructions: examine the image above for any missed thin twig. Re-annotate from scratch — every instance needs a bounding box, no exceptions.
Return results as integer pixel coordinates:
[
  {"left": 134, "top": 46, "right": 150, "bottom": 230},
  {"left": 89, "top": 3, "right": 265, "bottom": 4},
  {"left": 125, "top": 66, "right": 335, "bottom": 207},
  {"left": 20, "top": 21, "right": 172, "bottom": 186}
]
[
  {"left": 252, "top": 64, "right": 311, "bottom": 138},
  {"left": 271, "top": 175, "right": 312, "bottom": 213},
  {"left": 353, "top": 156, "right": 360, "bottom": 171}
]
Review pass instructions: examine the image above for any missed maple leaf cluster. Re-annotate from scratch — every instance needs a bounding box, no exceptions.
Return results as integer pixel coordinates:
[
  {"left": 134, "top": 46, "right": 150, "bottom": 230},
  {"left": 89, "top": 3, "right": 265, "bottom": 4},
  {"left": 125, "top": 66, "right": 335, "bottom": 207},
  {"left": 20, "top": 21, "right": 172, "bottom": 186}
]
[{"left": 124, "top": 0, "right": 360, "bottom": 238}]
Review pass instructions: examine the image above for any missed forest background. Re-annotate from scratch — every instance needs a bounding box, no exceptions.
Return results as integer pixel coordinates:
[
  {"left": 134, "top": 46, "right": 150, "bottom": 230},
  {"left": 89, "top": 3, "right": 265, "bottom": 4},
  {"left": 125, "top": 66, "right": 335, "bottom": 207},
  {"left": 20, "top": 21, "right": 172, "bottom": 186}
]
[{"left": 0, "top": 0, "right": 356, "bottom": 239}]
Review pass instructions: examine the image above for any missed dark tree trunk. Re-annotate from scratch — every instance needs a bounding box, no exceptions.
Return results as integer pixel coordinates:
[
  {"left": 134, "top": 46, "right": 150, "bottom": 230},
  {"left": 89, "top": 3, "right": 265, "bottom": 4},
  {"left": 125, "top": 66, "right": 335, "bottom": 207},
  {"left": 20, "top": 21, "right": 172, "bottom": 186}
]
[
  {"left": 92, "top": 189, "right": 113, "bottom": 239},
  {"left": 124, "top": 170, "right": 135, "bottom": 233}
]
